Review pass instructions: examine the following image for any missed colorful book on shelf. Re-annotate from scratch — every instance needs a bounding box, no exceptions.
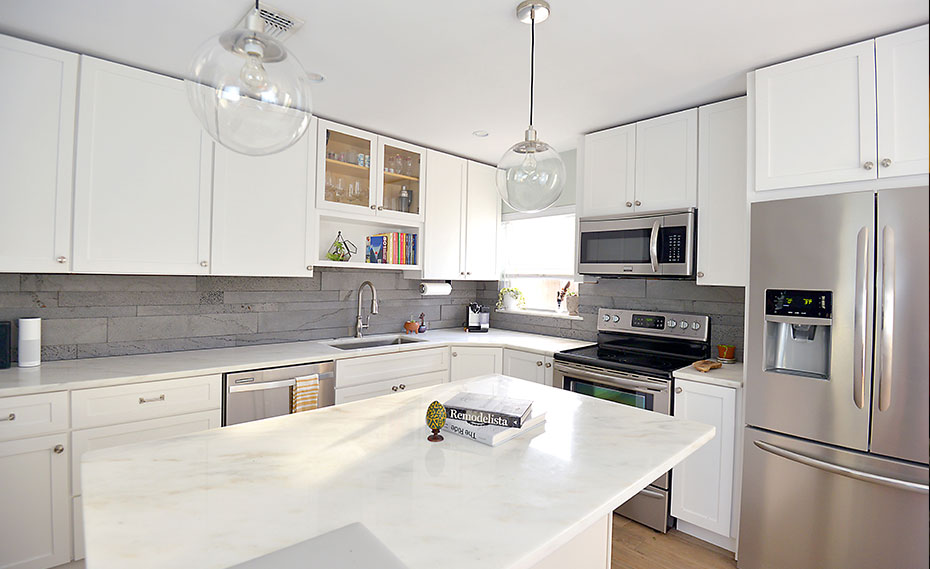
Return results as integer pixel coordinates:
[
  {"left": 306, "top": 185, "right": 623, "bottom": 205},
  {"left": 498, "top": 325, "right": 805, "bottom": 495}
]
[
  {"left": 366, "top": 235, "right": 385, "bottom": 264},
  {"left": 443, "top": 392, "right": 533, "bottom": 428},
  {"left": 444, "top": 408, "right": 546, "bottom": 447},
  {"left": 365, "top": 232, "right": 418, "bottom": 265}
]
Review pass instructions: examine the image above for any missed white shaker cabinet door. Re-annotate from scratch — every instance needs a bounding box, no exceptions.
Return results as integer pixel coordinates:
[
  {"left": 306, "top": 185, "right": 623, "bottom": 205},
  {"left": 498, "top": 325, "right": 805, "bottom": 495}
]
[
  {"left": 876, "top": 25, "right": 929, "bottom": 178},
  {"left": 696, "top": 97, "right": 748, "bottom": 287},
  {"left": 0, "top": 434, "right": 71, "bottom": 569},
  {"left": 422, "top": 150, "right": 466, "bottom": 279},
  {"left": 73, "top": 56, "right": 212, "bottom": 275},
  {"left": 449, "top": 346, "right": 503, "bottom": 381},
  {"left": 754, "top": 40, "right": 878, "bottom": 191},
  {"left": 581, "top": 124, "right": 636, "bottom": 217},
  {"left": 634, "top": 108, "right": 697, "bottom": 213},
  {"left": 502, "top": 349, "right": 548, "bottom": 384},
  {"left": 211, "top": 120, "right": 316, "bottom": 277},
  {"left": 671, "top": 379, "right": 737, "bottom": 538},
  {"left": 0, "top": 35, "right": 78, "bottom": 273},
  {"left": 463, "top": 161, "right": 500, "bottom": 280}
]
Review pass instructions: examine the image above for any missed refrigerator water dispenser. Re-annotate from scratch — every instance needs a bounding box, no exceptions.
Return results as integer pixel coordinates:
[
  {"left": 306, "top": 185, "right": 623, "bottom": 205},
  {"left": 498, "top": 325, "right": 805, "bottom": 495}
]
[{"left": 763, "top": 290, "right": 832, "bottom": 379}]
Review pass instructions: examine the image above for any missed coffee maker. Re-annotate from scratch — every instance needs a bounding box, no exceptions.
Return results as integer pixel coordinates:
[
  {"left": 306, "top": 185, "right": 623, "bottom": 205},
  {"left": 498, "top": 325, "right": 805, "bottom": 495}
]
[{"left": 467, "top": 303, "right": 490, "bottom": 333}]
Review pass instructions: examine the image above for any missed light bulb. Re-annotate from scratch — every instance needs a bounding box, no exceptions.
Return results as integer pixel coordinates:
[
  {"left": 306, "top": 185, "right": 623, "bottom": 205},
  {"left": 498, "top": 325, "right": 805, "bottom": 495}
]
[
  {"left": 240, "top": 54, "right": 268, "bottom": 91},
  {"left": 520, "top": 152, "right": 537, "bottom": 174}
]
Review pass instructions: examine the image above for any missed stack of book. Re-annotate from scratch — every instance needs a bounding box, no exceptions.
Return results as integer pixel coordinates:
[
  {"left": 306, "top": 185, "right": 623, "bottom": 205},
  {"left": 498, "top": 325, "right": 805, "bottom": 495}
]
[
  {"left": 442, "top": 392, "right": 546, "bottom": 446},
  {"left": 366, "top": 232, "right": 418, "bottom": 265}
]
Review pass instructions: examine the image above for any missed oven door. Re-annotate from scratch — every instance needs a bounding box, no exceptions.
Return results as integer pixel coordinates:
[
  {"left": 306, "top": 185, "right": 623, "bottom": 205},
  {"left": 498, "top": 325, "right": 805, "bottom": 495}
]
[{"left": 577, "top": 210, "right": 695, "bottom": 277}]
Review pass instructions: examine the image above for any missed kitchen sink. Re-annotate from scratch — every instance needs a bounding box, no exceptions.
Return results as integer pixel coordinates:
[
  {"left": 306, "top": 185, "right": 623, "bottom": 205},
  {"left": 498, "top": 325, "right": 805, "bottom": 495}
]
[{"left": 326, "top": 335, "right": 426, "bottom": 350}]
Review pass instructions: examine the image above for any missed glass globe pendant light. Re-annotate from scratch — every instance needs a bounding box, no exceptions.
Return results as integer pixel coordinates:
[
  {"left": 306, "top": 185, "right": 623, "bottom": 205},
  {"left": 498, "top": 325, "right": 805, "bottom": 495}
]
[
  {"left": 186, "top": 1, "right": 311, "bottom": 156},
  {"left": 496, "top": 0, "right": 565, "bottom": 213}
]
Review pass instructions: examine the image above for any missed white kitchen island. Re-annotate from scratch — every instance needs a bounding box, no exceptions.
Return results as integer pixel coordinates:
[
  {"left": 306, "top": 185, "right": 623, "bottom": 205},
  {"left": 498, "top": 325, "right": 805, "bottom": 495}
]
[{"left": 81, "top": 375, "right": 714, "bottom": 569}]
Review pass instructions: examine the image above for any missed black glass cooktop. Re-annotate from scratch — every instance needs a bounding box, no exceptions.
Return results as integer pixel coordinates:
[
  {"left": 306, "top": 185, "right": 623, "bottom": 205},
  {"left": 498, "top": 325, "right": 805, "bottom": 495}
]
[{"left": 554, "top": 332, "right": 710, "bottom": 379}]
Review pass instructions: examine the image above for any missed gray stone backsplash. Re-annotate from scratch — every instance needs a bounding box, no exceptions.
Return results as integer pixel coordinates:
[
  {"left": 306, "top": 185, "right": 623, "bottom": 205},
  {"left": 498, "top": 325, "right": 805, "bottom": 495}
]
[
  {"left": 0, "top": 269, "right": 487, "bottom": 362},
  {"left": 480, "top": 278, "right": 746, "bottom": 360}
]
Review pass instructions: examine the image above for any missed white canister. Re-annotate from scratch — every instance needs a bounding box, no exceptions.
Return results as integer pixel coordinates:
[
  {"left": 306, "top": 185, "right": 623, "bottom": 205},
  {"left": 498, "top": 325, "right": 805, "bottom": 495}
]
[{"left": 17, "top": 317, "right": 41, "bottom": 367}]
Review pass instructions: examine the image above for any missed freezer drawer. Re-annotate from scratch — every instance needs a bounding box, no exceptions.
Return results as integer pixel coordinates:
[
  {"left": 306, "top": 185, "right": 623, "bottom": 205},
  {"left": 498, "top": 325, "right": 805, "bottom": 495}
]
[{"left": 738, "top": 427, "right": 929, "bottom": 569}]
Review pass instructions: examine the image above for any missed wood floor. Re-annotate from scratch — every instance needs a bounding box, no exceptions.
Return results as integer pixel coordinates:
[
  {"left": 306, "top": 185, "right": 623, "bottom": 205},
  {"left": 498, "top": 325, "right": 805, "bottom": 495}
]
[{"left": 612, "top": 514, "right": 737, "bottom": 569}]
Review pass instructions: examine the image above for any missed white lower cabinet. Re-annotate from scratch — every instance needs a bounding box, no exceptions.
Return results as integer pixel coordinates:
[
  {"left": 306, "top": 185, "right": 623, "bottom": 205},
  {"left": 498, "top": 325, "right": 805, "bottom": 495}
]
[
  {"left": 671, "top": 379, "right": 737, "bottom": 546},
  {"left": 0, "top": 433, "right": 71, "bottom": 569},
  {"left": 449, "top": 346, "right": 503, "bottom": 381},
  {"left": 334, "top": 348, "right": 450, "bottom": 405},
  {"left": 335, "top": 370, "right": 446, "bottom": 405},
  {"left": 502, "top": 349, "right": 553, "bottom": 386}
]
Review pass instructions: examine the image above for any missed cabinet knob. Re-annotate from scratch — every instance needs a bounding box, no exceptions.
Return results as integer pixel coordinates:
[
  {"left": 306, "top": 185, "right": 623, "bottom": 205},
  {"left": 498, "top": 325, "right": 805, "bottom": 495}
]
[
  {"left": 634, "top": 200, "right": 642, "bottom": 206},
  {"left": 465, "top": 272, "right": 471, "bottom": 276},
  {"left": 545, "top": 362, "right": 552, "bottom": 368},
  {"left": 880, "top": 158, "right": 892, "bottom": 168},
  {"left": 54, "top": 444, "right": 64, "bottom": 454},
  {"left": 200, "top": 261, "right": 208, "bottom": 267},
  {"left": 536, "top": 360, "right": 543, "bottom": 366},
  {"left": 56, "top": 256, "right": 67, "bottom": 264},
  {"left": 697, "top": 271, "right": 704, "bottom": 278},
  {"left": 377, "top": 206, "right": 384, "bottom": 211},
  {"left": 399, "top": 384, "right": 406, "bottom": 390},
  {"left": 307, "top": 266, "right": 313, "bottom": 271},
  {"left": 370, "top": 205, "right": 377, "bottom": 210},
  {"left": 1, "top": 413, "right": 14, "bottom": 422},
  {"left": 863, "top": 161, "right": 874, "bottom": 170},
  {"left": 625, "top": 201, "right": 633, "bottom": 208},
  {"left": 675, "top": 387, "right": 683, "bottom": 394},
  {"left": 452, "top": 351, "right": 458, "bottom": 357},
  {"left": 391, "top": 385, "right": 399, "bottom": 392}
]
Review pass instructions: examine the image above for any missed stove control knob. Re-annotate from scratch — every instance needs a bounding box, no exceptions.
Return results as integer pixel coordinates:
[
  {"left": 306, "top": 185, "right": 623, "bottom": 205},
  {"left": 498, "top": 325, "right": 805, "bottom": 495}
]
[
  {"left": 603, "top": 314, "right": 611, "bottom": 322},
  {"left": 679, "top": 321, "right": 689, "bottom": 330},
  {"left": 613, "top": 315, "right": 621, "bottom": 323},
  {"left": 691, "top": 321, "right": 701, "bottom": 331},
  {"left": 667, "top": 319, "right": 677, "bottom": 328}
]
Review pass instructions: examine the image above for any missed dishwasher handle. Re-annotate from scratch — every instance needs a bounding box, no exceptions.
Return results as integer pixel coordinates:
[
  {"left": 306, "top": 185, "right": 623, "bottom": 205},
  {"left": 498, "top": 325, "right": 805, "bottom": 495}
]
[{"left": 227, "top": 378, "right": 296, "bottom": 394}]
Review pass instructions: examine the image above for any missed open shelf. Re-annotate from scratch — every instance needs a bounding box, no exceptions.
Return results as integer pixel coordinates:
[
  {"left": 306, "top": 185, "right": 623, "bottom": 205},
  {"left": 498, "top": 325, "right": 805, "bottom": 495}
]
[
  {"left": 314, "top": 259, "right": 421, "bottom": 271},
  {"left": 317, "top": 214, "right": 421, "bottom": 271}
]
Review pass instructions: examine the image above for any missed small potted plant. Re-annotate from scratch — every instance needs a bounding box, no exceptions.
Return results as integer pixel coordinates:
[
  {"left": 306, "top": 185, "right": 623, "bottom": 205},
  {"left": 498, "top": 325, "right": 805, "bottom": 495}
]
[
  {"left": 565, "top": 291, "right": 579, "bottom": 315},
  {"left": 496, "top": 287, "right": 525, "bottom": 311}
]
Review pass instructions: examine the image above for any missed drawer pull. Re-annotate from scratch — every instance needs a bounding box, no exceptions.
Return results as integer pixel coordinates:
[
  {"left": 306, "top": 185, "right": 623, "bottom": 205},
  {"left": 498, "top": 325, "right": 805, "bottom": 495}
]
[
  {"left": 391, "top": 385, "right": 399, "bottom": 392},
  {"left": 54, "top": 444, "right": 64, "bottom": 454},
  {"left": 536, "top": 361, "right": 543, "bottom": 366},
  {"left": 139, "top": 394, "right": 166, "bottom": 404},
  {"left": 1, "top": 413, "right": 14, "bottom": 422},
  {"left": 399, "top": 384, "right": 406, "bottom": 390}
]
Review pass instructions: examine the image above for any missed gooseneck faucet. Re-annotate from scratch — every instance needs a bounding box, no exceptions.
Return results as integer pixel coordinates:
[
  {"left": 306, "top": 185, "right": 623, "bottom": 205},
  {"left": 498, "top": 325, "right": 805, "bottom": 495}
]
[{"left": 355, "top": 281, "right": 379, "bottom": 338}]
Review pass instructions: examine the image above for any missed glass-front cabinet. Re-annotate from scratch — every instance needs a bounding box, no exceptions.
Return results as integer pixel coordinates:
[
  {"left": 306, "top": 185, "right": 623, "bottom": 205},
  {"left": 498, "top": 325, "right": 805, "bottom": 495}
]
[{"left": 316, "top": 119, "right": 425, "bottom": 222}]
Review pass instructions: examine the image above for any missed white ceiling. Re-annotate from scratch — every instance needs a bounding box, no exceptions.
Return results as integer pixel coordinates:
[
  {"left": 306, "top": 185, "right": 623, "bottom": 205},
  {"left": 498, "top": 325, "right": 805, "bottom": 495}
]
[{"left": 1, "top": 1, "right": 927, "bottom": 164}]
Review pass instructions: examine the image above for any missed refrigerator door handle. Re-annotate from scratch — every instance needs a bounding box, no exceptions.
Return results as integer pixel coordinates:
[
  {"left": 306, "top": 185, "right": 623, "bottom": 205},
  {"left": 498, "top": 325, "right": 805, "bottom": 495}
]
[
  {"left": 878, "top": 225, "right": 895, "bottom": 412},
  {"left": 853, "top": 226, "right": 869, "bottom": 409},
  {"left": 753, "top": 440, "right": 928, "bottom": 494}
]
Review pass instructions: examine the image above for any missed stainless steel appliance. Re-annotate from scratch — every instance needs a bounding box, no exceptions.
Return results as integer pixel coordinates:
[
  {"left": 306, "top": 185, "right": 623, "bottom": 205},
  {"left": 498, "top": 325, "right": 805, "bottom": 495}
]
[
  {"left": 224, "top": 362, "right": 335, "bottom": 426},
  {"left": 740, "top": 188, "right": 929, "bottom": 569},
  {"left": 554, "top": 308, "right": 710, "bottom": 532},
  {"left": 467, "top": 302, "right": 490, "bottom": 332},
  {"left": 577, "top": 208, "right": 696, "bottom": 277}
]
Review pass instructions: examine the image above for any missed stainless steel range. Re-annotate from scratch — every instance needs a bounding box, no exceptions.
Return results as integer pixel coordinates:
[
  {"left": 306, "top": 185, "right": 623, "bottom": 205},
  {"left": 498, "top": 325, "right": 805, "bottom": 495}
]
[{"left": 553, "top": 307, "right": 710, "bottom": 532}]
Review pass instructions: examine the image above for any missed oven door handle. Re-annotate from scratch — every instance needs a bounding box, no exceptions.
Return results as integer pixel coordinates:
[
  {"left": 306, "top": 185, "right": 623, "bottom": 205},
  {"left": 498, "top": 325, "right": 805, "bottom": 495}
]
[
  {"left": 649, "top": 219, "right": 660, "bottom": 273},
  {"left": 555, "top": 364, "right": 668, "bottom": 393}
]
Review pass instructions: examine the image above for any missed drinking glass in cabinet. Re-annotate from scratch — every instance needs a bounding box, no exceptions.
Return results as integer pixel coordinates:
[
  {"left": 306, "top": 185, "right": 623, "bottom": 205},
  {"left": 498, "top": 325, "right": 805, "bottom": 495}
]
[
  {"left": 324, "top": 129, "right": 371, "bottom": 208},
  {"left": 381, "top": 145, "right": 421, "bottom": 215}
]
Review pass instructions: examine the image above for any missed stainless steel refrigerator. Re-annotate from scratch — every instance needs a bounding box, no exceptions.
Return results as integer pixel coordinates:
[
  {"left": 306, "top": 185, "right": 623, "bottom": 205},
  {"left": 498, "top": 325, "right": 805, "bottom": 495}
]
[{"left": 739, "top": 187, "right": 929, "bottom": 569}]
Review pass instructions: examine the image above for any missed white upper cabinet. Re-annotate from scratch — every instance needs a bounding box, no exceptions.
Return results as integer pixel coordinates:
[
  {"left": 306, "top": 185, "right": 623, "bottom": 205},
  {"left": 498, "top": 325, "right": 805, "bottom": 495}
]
[
  {"left": 634, "top": 108, "right": 698, "bottom": 212},
  {"left": 697, "top": 98, "right": 747, "bottom": 287},
  {"left": 0, "top": 35, "right": 78, "bottom": 273},
  {"left": 73, "top": 57, "right": 212, "bottom": 275},
  {"left": 423, "top": 150, "right": 466, "bottom": 280},
  {"left": 581, "top": 124, "right": 636, "bottom": 216},
  {"left": 211, "top": 120, "right": 317, "bottom": 277},
  {"left": 876, "top": 25, "right": 929, "bottom": 177},
  {"left": 377, "top": 136, "right": 425, "bottom": 222},
  {"left": 464, "top": 161, "right": 500, "bottom": 280},
  {"left": 754, "top": 40, "right": 878, "bottom": 192}
]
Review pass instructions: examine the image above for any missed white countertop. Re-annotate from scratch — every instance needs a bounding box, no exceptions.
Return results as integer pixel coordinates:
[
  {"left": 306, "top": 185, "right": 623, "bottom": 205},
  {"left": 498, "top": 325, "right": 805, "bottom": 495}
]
[
  {"left": 0, "top": 329, "right": 592, "bottom": 397},
  {"left": 673, "top": 361, "right": 744, "bottom": 389},
  {"left": 81, "top": 375, "right": 714, "bottom": 569}
]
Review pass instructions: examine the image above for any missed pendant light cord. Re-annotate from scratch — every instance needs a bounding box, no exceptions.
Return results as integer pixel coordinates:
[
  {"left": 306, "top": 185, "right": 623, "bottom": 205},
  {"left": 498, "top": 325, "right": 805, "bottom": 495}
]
[{"left": 529, "top": 8, "right": 535, "bottom": 128}]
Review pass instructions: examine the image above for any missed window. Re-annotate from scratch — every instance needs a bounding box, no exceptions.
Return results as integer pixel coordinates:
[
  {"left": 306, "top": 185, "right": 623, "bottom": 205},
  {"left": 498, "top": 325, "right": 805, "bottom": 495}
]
[{"left": 500, "top": 213, "right": 578, "bottom": 312}]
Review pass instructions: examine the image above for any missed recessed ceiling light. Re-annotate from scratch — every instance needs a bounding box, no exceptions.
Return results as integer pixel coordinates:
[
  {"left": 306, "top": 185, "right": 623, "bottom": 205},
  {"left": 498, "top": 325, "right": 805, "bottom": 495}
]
[
  {"left": 306, "top": 72, "right": 326, "bottom": 83},
  {"left": 472, "top": 130, "right": 489, "bottom": 137}
]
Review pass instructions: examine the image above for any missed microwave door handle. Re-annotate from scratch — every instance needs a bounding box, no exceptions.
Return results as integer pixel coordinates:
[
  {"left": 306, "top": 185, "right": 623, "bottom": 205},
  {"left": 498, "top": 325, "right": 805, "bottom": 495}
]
[{"left": 649, "top": 219, "right": 660, "bottom": 273}]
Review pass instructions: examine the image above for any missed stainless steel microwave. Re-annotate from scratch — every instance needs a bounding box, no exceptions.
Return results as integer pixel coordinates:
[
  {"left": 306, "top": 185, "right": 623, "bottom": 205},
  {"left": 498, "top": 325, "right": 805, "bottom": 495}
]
[{"left": 577, "top": 208, "right": 696, "bottom": 277}]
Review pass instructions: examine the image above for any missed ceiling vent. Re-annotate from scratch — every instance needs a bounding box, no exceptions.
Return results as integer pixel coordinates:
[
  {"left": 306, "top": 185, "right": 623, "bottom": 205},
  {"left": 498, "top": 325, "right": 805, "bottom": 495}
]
[{"left": 236, "top": 3, "right": 304, "bottom": 42}]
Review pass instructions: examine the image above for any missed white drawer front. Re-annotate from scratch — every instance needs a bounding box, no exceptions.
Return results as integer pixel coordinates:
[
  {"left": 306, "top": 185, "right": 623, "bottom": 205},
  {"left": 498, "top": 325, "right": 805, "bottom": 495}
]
[
  {"left": 335, "top": 347, "right": 449, "bottom": 388},
  {"left": 335, "top": 370, "right": 446, "bottom": 405},
  {"left": 71, "top": 375, "right": 221, "bottom": 429},
  {"left": 71, "top": 409, "right": 221, "bottom": 495},
  {"left": 0, "top": 391, "right": 68, "bottom": 441}
]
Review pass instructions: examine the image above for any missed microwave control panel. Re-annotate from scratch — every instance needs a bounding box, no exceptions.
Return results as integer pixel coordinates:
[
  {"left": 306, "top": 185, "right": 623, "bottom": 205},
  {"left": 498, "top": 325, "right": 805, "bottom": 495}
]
[{"left": 659, "top": 227, "right": 687, "bottom": 264}]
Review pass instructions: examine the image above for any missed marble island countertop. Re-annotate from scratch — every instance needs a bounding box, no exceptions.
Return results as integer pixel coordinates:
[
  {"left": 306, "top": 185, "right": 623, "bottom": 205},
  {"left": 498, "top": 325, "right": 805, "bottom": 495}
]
[
  {"left": 0, "top": 329, "right": 592, "bottom": 397},
  {"left": 81, "top": 375, "right": 715, "bottom": 569}
]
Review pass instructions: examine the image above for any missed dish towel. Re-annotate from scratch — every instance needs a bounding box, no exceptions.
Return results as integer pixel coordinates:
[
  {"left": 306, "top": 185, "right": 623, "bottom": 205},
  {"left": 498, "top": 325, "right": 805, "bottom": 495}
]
[{"left": 291, "top": 374, "right": 320, "bottom": 413}]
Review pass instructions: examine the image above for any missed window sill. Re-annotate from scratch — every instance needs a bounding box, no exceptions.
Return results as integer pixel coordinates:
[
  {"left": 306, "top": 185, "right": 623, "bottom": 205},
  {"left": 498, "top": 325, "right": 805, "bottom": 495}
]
[{"left": 495, "top": 308, "right": 584, "bottom": 321}]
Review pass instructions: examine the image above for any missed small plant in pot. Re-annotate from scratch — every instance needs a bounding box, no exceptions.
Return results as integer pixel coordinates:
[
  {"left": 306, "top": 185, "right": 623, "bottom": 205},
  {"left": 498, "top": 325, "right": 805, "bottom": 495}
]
[{"left": 496, "top": 287, "right": 525, "bottom": 311}]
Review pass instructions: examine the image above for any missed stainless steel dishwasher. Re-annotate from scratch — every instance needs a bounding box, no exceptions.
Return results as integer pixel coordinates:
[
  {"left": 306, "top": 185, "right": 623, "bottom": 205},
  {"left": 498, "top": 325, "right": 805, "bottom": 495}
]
[{"left": 223, "top": 361, "right": 335, "bottom": 426}]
